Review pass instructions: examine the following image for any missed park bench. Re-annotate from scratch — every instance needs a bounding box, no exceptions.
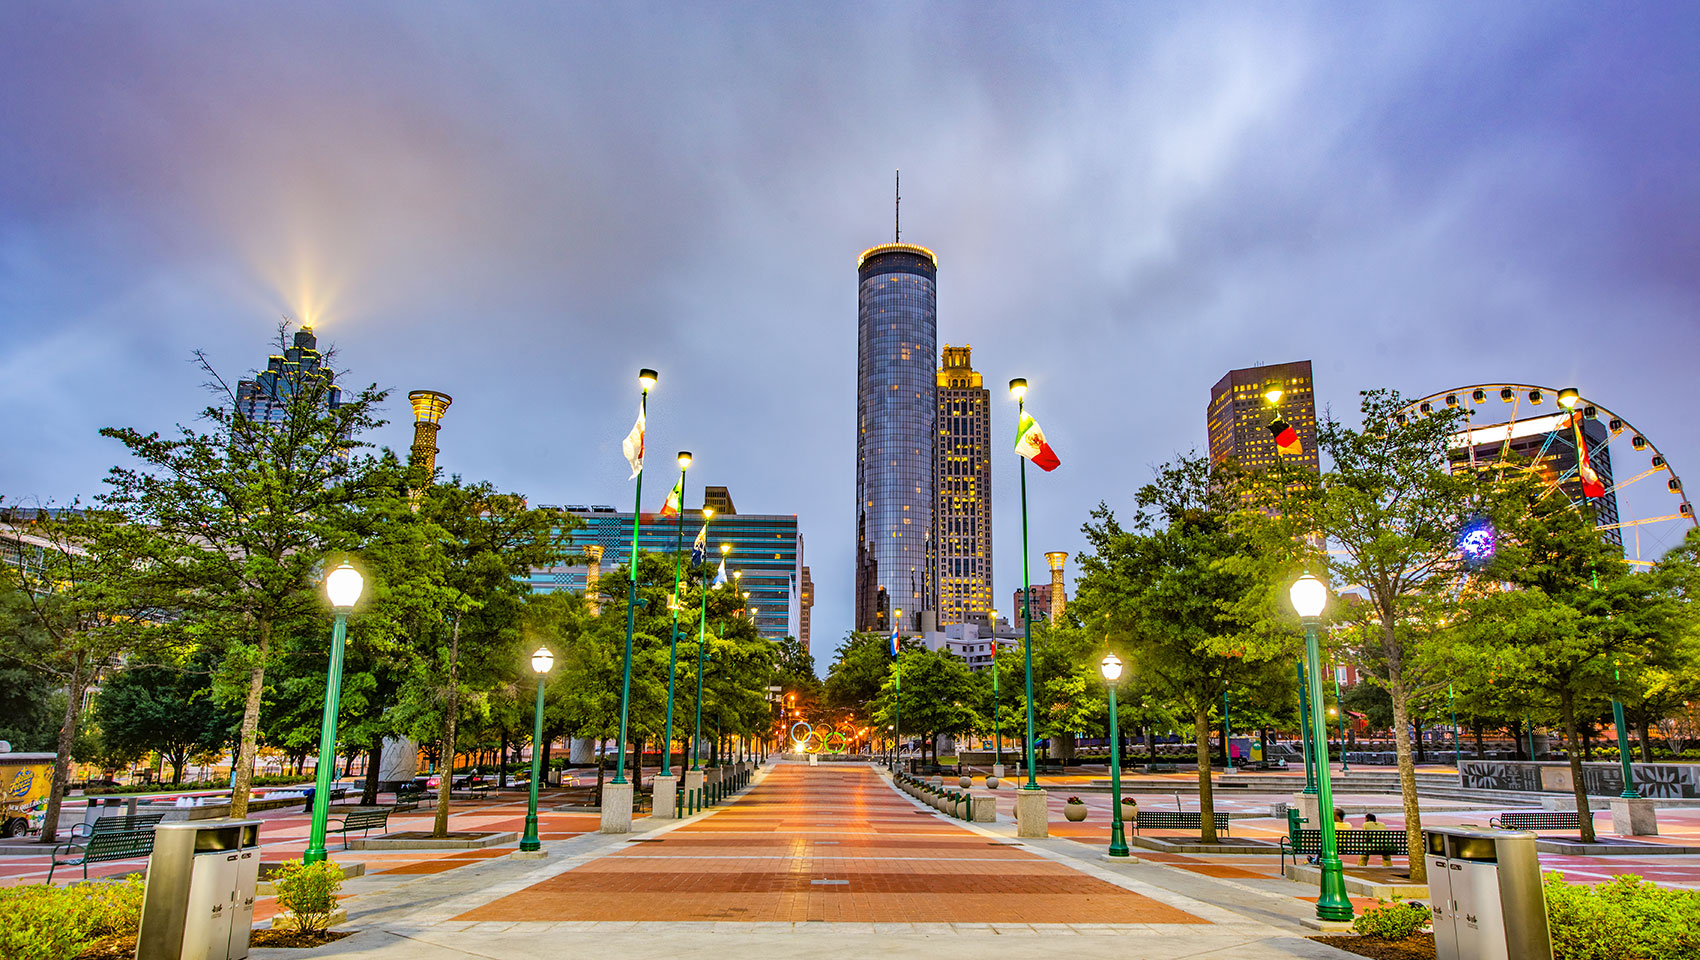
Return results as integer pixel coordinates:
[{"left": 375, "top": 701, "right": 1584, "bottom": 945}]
[
  {"left": 325, "top": 807, "right": 396, "bottom": 849},
  {"left": 1145, "top": 762, "right": 1179, "bottom": 773},
  {"left": 48, "top": 828, "right": 157, "bottom": 882},
  {"left": 1280, "top": 827, "right": 1409, "bottom": 871},
  {"left": 1132, "top": 810, "right": 1229, "bottom": 835},
  {"left": 393, "top": 784, "right": 425, "bottom": 811},
  {"left": 1489, "top": 811, "right": 1583, "bottom": 833},
  {"left": 70, "top": 813, "right": 164, "bottom": 841}
]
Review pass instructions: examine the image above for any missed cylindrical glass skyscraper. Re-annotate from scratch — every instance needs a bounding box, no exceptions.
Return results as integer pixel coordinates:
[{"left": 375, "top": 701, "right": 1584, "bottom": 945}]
[{"left": 856, "top": 243, "right": 938, "bottom": 633}]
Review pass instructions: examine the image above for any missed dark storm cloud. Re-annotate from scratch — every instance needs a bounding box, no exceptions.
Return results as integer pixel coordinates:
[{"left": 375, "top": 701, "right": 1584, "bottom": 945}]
[{"left": 4, "top": 3, "right": 1699, "bottom": 664}]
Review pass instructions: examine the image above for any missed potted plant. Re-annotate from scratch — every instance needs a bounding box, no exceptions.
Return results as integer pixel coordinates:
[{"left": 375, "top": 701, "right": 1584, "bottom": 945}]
[{"left": 1064, "top": 797, "right": 1088, "bottom": 822}]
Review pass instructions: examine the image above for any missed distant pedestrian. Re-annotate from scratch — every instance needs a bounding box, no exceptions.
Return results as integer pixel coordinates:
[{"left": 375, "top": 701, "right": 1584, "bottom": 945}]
[{"left": 1358, "top": 813, "right": 1391, "bottom": 867}]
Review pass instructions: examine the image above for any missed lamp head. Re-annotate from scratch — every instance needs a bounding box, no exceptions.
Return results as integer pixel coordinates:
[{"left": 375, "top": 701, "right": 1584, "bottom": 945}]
[
  {"left": 325, "top": 561, "right": 365, "bottom": 609},
  {"left": 638, "top": 368, "right": 659, "bottom": 392},
  {"left": 894, "top": 607, "right": 902, "bottom": 618},
  {"left": 531, "top": 646, "right": 554, "bottom": 674},
  {"left": 702, "top": 507, "right": 715, "bottom": 520},
  {"left": 1263, "top": 384, "right": 1285, "bottom": 405},
  {"left": 720, "top": 543, "right": 731, "bottom": 555},
  {"left": 677, "top": 451, "right": 693, "bottom": 471},
  {"left": 1099, "top": 652, "right": 1123, "bottom": 681},
  {"left": 1290, "top": 572, "right": 1328, "bottom": 619},
  {"left": 1558, "top": 387, "right": 1581, "bottom": 410},
  {"left": 1008, "top": 378, "right": 1028, "bottom": 402}
]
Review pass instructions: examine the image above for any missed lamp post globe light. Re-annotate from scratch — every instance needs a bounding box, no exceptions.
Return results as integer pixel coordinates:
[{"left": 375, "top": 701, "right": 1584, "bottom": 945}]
[
  {"left": 305, "top": 561, "right": 364, "bottom": 865},
  {"left": 520, "top": 646, "right": 553, "bottom": 853},
  {"left": 1100, "top": 652, "right": 1129, "bottom": 858},
  {"left": 1291, "top": 572, "right": 1352, "bottom": 922}
]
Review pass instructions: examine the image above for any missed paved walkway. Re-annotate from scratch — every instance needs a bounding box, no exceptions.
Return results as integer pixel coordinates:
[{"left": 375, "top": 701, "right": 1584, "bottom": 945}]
[{"left": 244, "top": 761, "right": 1354, "bottom": 958}]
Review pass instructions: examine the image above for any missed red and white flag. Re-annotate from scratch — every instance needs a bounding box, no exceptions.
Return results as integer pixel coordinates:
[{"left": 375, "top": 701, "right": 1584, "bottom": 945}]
[
  {"left": 1014, "top": 411, "right": 1060, "bottom": 472},
  {"left": 622, "top": 403, "right": 645, "bottom": 480}
]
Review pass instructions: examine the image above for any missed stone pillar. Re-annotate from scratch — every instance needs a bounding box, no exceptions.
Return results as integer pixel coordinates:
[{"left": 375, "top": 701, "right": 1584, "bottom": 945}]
[
  {"left": 652, "top": 774, "right": 678, "bottom": 820},
  {"left": 682, "top": 768, "right": 705, "bottom": 814},
  {"left": 1611, "top": 797, "right": 1659, "bottom": 836},
  {"left": 583, "top": 545, "right": 604, "bottom": 616},
  {"left": 1294, "top": 792, "right": 1320, "bottom": 828},
  {"left": 569, "top": 737, "right": 596, "bottom": 764},
  {"left": 600, "top": 781, "right": 633, "bottom": 834},
  {"left": 971, "top": 796, "right": 997, "bottom": 822},
  {"left": 1015, "top": 789, "right": 1049, "bottom": 838},
  {"left": 407, "top": 390, "right": 452, "bottom": 500},
  {"left": 1045, "top": 552, "right": 1068, "bottom": 623}
]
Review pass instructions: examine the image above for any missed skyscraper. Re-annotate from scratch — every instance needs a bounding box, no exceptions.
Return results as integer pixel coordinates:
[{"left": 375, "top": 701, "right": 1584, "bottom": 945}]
[
  {"left": 235, "top": 324, "right": 342, "bottom": 421},
  {"left": 798, "top": 565, "right": 815, "bottom": 654},
  {"left": 1206, "top": 360, "right": 1320, "bottom": 474},
  {"left": 855, "top": 242, "right": 938, "bottom": 634},
  {"left": 935, "top": 344, "right": 992, "bottom": 628}
]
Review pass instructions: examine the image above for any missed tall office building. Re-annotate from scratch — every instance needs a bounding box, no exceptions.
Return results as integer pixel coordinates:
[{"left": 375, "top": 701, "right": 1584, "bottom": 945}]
[
  {"left": 235, "top": 324, "right": 342, "bottom": 421},
  {"left": 935, "top": 345, "right": 992, "bottom": 628},
  {"left": 855, "top": 242, "right": 939, "bottom": 633},
  {"left": 798, "top": 565, "right": 815, "bottom": 654},
  {"left": 1206, "top": 360, "right": 1320, "bottom": 474}
]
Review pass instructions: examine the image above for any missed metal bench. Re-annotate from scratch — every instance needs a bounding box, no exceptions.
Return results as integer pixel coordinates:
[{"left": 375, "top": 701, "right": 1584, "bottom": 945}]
[
  {"left": 393, "top": 785, "right": 424, "bottom": 812},
  {"left": 70, "top": 813, "right": 164, "bottom": 840},
  {"left": 1132, "top": 810, "right": 1229, "bottom": 835},
  {"left": 1145, "top": 762, "right": 1180, "bottom": 773},
  {"left": 1489, "top": 811, "right": 1583, "bottom": 833},
  {"left": 1280, "top": 828, "right": 1409, "bottom": 871},
  {"left": 49, "top": 828, "right": 157, "bottom": 882},
  {"left": 326, "top": 807, "right": 395, "bottom": 849}
]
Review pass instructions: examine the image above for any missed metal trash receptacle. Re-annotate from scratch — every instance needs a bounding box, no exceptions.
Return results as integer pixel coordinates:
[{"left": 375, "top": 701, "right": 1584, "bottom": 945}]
[
  {"left": 1425, "top": 826, "right": 1551, "bottom": 960},
  {"left": 137, "top": 819, "right": 262, "bottom": 960}
]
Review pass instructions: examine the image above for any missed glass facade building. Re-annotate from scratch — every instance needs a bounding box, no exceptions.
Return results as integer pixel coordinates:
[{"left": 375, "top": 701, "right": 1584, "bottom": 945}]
[
  {"left": 856, "top": 243, "right": 939, "bottom": 633},
  {"left": 525, "top": 504, "right": 803, "bottom": 641},
  {"left": 935, "top": 344, "right": 992, "bottom": 627},
  {"left": 235, "top": 325, "right": 342, "bottom": 421}
]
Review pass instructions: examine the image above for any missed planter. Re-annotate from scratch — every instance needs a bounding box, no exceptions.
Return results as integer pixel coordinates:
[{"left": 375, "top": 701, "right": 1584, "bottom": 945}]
[{"left": 1064, "top": 804, "right": 1088, "bottom": 822}]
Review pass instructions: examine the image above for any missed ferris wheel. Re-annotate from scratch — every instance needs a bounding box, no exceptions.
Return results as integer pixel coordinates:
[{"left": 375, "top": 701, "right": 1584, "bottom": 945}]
[{"left": 1399, "top": 384, "right": 1695, "bottom": 567}]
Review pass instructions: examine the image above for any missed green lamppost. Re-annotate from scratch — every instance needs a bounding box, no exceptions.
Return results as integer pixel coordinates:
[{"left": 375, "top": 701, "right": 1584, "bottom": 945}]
[
  {"left": 1293, "top": 572, "right": 1352, "bottom": 923},
  {"left": 1298, "top": 660, "right": 1317, "bottom": 794},
  {"left": 1333, "top": 668, "right": 1350, "bottom": 773},
  {"left": 1010, "top": 378, "right": 1039, "bottom": 791},
  {"left": 304, "top": 561, "right": 364, "bottom": 865},
  {"left": 694, "top": 544, "right": 726, "bottom": 772},
  {"left": 990, "top": 608, "right": 1002, "bottom": 775},
  {"left": 660, "top": 452, "right": 693, "bottom": 779},
  {"left": 1223, "top": 691, "right": 1234, "bottom": 772},
  {"left": 892, "top": 607, "right": 903, "bottom": 768},
  {"left": 1612, "top": 662, "right": 1641, "bottom": 799},
  {"left": 1101, "top": 652, "right": 1129, "bottom": 858},
  {"left": 520, "top": 645, "right": 553, "bottom": 852},
  {"left": 613, "top": 368, "right": 658, "bottom": 787},
  {"left": 1449, "top": 683, "right": 1461, "bottom": 770}
]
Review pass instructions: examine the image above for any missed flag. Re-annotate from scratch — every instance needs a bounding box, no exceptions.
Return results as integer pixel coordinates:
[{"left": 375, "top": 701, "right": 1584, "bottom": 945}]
[
  {"left": 712, "top": 559, "right": 728, "bottom": 588},
  {"left": 1571, "top": 413, "right": 1606, "bottom": 499},
  {"left": 621, "top": 403, "right": 645, "bottom": 479},
  {"left": 690, "top": 523, "right": 707, "bottom": 566},
  {"left": 658, "top": 477, "right": 683, "bottom": 517},
  {"left": 1269, "top": 417, "right": 1302, "bottom": 457},
  {"left": 888, "top": 630, "right": 901, "bottom": 657},
  {"left": 1014, "top": 410, "right": 1060, "bottom": 471}
]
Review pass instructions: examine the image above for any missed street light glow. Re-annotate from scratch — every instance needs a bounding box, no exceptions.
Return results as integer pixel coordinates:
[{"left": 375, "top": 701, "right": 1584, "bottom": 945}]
[
  {"left": 1558, "top": 387, "right": 1581, "bottom": 409},
  {"left": 677, "top": 450, "right": 693, "bottom": 470},
  {"left": 531, "top": 646, "right": 554, "bottom": 674},
  {"left": 638, "top": 368, "right": 658, "bottom": 392},
  {"left": 325, "top": 562, "right": 364, "bottom": 609},
  {"left": 1008, "top": 378, "right": 1027, "bottom": 401},
  {"left": 1264, "top": 384, "right": 1285, "bottom": 405},
  {"left": 1099, "top": 652, "right": 1123, "bottom": 682},
  {"left": 1290, "top": 572, "right": 1327, "bottom": 618}
]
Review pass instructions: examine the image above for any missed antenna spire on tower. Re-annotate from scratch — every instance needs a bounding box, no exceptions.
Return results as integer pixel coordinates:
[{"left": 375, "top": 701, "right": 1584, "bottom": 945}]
[{"left": 895, "top": 170, "right": 901, "bottom": 243}]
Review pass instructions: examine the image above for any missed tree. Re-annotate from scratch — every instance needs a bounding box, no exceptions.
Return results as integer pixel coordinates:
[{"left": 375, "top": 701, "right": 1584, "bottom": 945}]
[
  {"left": 0, "top": 583, "right": 58, "bottom": 752},
  {"left": 872, "top": 647, "right": 978, "bottom": 763},
  {"left": 1073, "top": 455, "right": 1300, "bottom": 842},
  {"left": 1296, "top": 389, "right": 1473, "bottom": 880},
  {"left": 0, "top": 506, "right": 170, "bottom": 842},
  {"left": 98, "top": 325, "right": 388, "bottom": 817},
  {"left": 93, "top": 653, "right": 235, "bottom": 785}
]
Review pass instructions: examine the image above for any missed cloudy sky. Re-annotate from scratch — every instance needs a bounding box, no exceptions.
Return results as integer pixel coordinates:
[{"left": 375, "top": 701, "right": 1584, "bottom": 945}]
[{"left": 4, "top": 3, "right": 1698, "bottom": 666}]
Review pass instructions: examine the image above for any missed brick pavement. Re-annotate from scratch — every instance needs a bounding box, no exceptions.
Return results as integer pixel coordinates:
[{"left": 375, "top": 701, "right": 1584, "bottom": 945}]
[{"left": 457, "top": 764, "right": 1207, "bottom": 924}]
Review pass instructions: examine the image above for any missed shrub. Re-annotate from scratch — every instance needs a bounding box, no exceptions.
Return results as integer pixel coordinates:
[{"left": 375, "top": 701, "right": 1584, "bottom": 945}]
[
  {"left": 1543, "top": 872, "right": 1700, "bottom": 960},
  {"left": 272, "top": 859, "right": 345, "bottom": 934},
  {"left": 1066, "top": 796, "right": 1084, "bottom": 804},
  {"left": 0, "top": 875, "right": 145, "bottom": 960},
  {"left": 1351, "top": 896, "right": 1429, "bottom": 941}
]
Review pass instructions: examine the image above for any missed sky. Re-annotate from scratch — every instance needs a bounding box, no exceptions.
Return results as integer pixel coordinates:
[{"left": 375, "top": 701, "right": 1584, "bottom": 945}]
[{"left": 4, "top": 3, "right": 1699, "bottom": 672}]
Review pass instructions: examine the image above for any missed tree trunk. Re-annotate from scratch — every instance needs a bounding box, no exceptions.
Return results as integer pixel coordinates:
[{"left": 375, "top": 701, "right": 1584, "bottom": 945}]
[
  {"left": 1194, "top": 706, "right": 1217, "bottom": 843},
  {"left": 39, "top": 667, "right": 86, "bottom": 844},
  {"left": 499, "top": 732, "right": 509, "bottom": 789},
  {"left": 433, "top": 614, "right": 462, "bottom": 839},
  {"left": 362, "top": 743, "right": 382, "bottom": 805},
  {"left": 594, "top": 737, "right": 609, "bottom": 805},
  {"left": 540, "top": 736, "right": 553, "bottom": 787},
  {"left": 1561, "top": 690, "right": 1595, "bottom": 843},
  {"left": 1388, "top": 676, "right": 1427, "bottom": 883},
  {"left": 1638, "top": 716, "right": 1655, "bottom": 764},
  {"left": 1146, "top": 727, "right": 1157, "bottom": 761},
  {"left": 1582, "top": 720, "right": 1593, "bottom": 762},
  {"left": 230, "top": 618, "right": 272, "bottom": 819},
  {"left": 1511, "top": 719, "right": 1526, "bottom": 761},
  {"left": 1413, "top": 718, "right": 1426, "bottom": 764},
  {"left": 169, "top": 751, "right": 186, "bottom": 785},
  {"left": 1474, "top": 721, "right": 1486, "bottom": 761}
]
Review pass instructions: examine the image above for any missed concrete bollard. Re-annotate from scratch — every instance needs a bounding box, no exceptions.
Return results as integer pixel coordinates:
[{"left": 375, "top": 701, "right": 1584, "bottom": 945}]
[{"left": 971, "top": 796, "right": 996, "bottom": 822}]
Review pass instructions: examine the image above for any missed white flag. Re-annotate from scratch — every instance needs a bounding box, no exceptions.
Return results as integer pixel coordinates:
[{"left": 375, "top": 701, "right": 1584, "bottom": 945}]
[{"left": 621, "top": 403, "right": 645, "bottom": 480}]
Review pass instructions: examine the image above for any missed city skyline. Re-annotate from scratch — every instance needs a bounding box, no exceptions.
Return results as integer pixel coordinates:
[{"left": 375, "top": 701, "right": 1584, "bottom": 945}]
[{"left": 4, "top": 5, "right": 1700, "bottom": 660}]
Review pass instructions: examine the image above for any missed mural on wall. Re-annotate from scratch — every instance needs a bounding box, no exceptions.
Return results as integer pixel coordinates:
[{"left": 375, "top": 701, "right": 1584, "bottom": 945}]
[{"left": 1461, "top": 760, "right": 1700, "bottom": 799}]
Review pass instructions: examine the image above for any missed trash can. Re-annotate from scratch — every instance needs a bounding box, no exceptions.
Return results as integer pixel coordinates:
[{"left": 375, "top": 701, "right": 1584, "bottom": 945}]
[
  {"left": 137, "top": 819, "right": 262, "bottom": 960},
  {"left": 1425, "top": 826, "right": 1551, "bottom": 960}
]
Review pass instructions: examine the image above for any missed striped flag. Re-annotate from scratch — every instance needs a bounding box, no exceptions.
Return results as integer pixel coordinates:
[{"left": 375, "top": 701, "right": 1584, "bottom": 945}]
[
  {"left": 658, "top": 478, "right": 683, "bottom": 518},
  {"left": 712, "top": 559, "right": 728, "bottom": 589},
  {"left": 888, "top": 631, "right": 901, "bottom": 657},
  {"left": 1570, "top": 413, "right": 1606, "bottom": 499},
  {"left": 690, "top": 523, "right": 708, "bottom": 566},
  {"left": 1269, "top": 417, "right": 1302, "bottom": 457},
  {"left": 621, "top": 403, "right": 645, "bottom": 479},
  {"left": 1014, "top": 411, "right": 1060, "bottom": 471}
]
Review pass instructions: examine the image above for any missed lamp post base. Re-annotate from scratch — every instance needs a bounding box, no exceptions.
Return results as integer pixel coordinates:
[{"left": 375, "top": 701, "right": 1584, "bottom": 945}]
[
  {"left": 1015, "top": 789, "right": 1050, "bottom": 838},
  {"left": 682, "top": 769, "right": 705, "bottom": 816},
  {"left": 511, "top": 849, "right": 548, "bottom": 860},
  {"left": 992, "top": 763, "right": 1006, "bottom": 779},
  {"left": 599, "top": 781, "right": 634, "bottom": 834},
  {"left": 1293, "top": 792, "right": 1321, "bottom": 828},
  {"left": 652, "top": 774, "right": 679, "bottom": 820},
  {"left": 1611, "top": 797, "right": 1659, "bottom": 836}
]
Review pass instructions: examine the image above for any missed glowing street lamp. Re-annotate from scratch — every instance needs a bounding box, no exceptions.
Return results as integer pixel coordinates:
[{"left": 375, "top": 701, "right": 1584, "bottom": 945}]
[
  {"left": 661, "top": 451, "right": 693, "bottom": 779},
  {"left": 614, "top": 368, "right": 658, "bottom": 790},
  {"left": 893, "top": 607, "right": 903, "bottom": 767},
  {"left": 1009, "top": 378, "right": 1039, "bottom": 791},
  {"left": 1100, "top": 652, "right": 1129, "bottom": 858},
  {"left": 520, "top": 646, "right": 553, "bottom": 852},
  {"left": 1291, "top": 572, "right": 1351, "bottom": 923},
  {"left": 305, "top": 561, "right": 364, "bottom": 865}
]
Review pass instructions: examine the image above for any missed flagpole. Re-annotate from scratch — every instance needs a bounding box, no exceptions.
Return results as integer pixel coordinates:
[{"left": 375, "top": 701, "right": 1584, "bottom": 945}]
[
  {"left": 696, "top": 544, "right": 726, "bottom": 772},
  {"left": 613, "top": 369, "right": 657, "bottom": 787},
  {"left": 1012, "top": 382, "right": 1039, "bottom": 791},
  {"left": 661, "top": 455, "right": 691, "bottom": 778}
]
